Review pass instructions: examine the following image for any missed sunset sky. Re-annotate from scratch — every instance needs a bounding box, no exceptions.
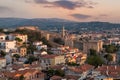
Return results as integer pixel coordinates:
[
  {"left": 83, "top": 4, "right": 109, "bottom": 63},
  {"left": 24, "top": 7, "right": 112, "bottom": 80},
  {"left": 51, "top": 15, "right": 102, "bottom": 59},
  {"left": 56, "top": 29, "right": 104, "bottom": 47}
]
[{"left": 0, "top": 0, "right": 120, "bottom": 23}]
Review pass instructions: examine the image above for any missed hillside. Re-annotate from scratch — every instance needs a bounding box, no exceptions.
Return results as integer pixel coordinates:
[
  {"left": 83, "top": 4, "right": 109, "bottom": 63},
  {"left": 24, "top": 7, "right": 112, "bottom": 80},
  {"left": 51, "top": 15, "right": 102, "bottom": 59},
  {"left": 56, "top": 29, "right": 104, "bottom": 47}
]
[{"left": 0, "top": 18, "right": 120, "bottom": 31}]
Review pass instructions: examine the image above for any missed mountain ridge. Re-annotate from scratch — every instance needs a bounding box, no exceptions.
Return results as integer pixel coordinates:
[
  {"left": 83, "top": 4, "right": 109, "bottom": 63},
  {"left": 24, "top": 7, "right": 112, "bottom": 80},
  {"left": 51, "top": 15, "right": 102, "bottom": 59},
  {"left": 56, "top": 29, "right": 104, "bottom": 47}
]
[{"left": 0, "top": 18, "right": 120, "bottom": 31}]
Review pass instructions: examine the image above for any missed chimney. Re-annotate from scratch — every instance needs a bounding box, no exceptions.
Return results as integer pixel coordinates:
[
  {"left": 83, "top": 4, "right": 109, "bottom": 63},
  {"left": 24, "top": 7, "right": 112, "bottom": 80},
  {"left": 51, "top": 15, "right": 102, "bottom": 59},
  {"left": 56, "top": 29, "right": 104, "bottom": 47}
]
[
  {"left": 107, "top": 66, "right": 108, "bottom": 70},
  {"left": 115, "top": 65, "right": 117, "bottom": 70},
  {"left": 106, "top": 70, "right": 109, "bottom": 76},
  {"left": 106, "top": 66, "right": 109, "bottom": 76}
]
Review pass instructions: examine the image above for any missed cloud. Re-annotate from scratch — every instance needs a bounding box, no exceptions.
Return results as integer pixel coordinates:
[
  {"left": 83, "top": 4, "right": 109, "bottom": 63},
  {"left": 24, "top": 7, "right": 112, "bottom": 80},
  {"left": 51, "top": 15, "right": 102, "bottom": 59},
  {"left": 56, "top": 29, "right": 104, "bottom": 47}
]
[
  {"left": 70, "top": 14, "right": 91, "bottom": 19},
  {"left": 94, "top": 14, "right": 108, "bottom": 19},
  {"left": 34, "top": 0, "right": 48, "bottom": 3},
  {"left": 32, "top": 0, "right": 95, "bottom": 10},
  {"left": 0, "top": 6, "right": 13, "bottom": 13},
  {"left": 99, "top": 14, "right": 108, "bottom": 17}
]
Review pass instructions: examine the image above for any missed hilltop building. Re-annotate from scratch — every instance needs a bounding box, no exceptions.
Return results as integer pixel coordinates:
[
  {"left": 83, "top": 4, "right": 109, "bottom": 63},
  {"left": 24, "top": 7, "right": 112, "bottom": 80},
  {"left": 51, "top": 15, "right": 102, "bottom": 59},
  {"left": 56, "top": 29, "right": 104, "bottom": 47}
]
[
  {"left": 17, "top": 26, "right": 39, "bottom": 31},
  {"left": 82, "top": 40, "right": 103, "bottom": 53}
]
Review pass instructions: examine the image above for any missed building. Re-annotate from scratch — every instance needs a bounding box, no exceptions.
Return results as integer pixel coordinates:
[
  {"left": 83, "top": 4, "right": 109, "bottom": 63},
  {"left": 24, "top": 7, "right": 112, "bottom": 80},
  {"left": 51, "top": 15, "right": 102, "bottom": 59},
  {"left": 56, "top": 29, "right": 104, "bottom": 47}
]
[
  {"left": 61, "top": 26, "right": 65, "bottom": 38},
  {"left": 17, "top": 26, "right": 39, "bottom": 31},
  {"left": 40, "top": 54, "right": 65, "bottom": 69},
  {"left": 50, "top": 75, "right": 62, "bottom": 80},
  {"left": 36, "top": 44, "right": 47, "bottom": 51},
  {"left": 0, "top": 58, "right": 6, "bottom": 69},
  {"left": 34, "top": 51, "right": 47, "bottom": 56},
  {"left": 8, "top": 33, "right": 28, "bottom": 43},
  {"left": 94, "top": 76, "right": 113, "bottom": 80},
  {"left": 94, "top": 65, "right": 120, "bottom": 79},
  {"left": 109, "top": 53, "right": 117, "bottom": 64},
  {"left": 33, "top": 41, "right": 47, "bottom": 51},
  {"left": 0, "top": 40, "right": 16, "bottom": 52},
  {"left": 76, "top": 53, "right": 87, "bottom": 65},
  {"left": 33, "top": 41, "right": 43, "bottom": 46},
  {"left": 42, "top": 33, "right": 50, "bottom": 40},
  {"left": 66, "top": 64, "right": 94, "bottom": 79},
  {"left": 83, "top": 40, "right": 103, "bottom": 53},
  {"left": 3, "top": 69, "right": 45, "bottom": 80},
  {"left": 19, "top": 47, "right": 27, "bottom": 57},
  {"left": 64, "top": 39, "right": 74, "bottom": 48},
  {"left": 0, "top": 33, "right": 6, "bottom": 41}
]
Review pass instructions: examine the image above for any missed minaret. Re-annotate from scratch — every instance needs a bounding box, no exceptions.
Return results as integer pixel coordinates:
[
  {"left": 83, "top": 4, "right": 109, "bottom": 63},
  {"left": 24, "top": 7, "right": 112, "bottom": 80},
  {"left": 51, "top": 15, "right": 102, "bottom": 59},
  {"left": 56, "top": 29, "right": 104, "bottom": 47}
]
[{"left": 62, "top": 26, "right": 65, "bottom": 38}]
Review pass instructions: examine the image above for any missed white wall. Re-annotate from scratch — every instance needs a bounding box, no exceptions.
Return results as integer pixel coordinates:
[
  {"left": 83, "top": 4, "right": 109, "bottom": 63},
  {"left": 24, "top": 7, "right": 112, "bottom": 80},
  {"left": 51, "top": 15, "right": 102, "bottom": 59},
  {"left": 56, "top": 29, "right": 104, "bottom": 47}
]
[
  {"left": 0, "top": 40, "right": 16, "bottom": 52},
  {"left": 0, "top": 58, "right": 6, "bottom": 69}
]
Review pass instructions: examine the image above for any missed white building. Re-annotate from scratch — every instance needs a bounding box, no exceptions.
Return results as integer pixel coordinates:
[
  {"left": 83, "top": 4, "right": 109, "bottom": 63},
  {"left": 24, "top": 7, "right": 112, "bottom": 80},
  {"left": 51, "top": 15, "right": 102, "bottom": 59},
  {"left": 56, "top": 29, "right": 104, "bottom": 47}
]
[
  {"left": 36, "top": 45, "right": 47, "bottom": 51},
  {"left": 34, "top": 51, "right": 47, "bottom": 55},
  {"left": 8, "top": 33, "right": 28, "bottom": 43},
  {"left": 0, "top": 58, "right": 6, "bottom": 69},
  {"left": 0, "top": 33, "right": 6, "bottom": 41},
  {"left": 33, "top": 41, "right": 47, "bottom": 51},
  {"left": 0, "top": 40, "right": 16, "bottom": 52},
  {"left": 33, "top": 41, "right": 43, "bottom": 46}
]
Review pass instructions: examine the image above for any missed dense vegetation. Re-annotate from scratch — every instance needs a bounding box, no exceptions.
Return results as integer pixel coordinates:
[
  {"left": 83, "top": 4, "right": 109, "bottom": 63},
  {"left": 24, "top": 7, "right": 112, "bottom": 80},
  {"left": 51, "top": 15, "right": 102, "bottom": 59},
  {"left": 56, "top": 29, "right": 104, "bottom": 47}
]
[
  {"left": 47, "top": 69, "right": 65, "bottom": 77},
  {"left": 104, "top": 54, "right": 113, "bottom": 63},
  {"left": 0, "top": 51, "right": 6, "bottom": 57},
  {"left": 53, "top": 37, "right": 64, "bottom": 45},
  {"left": 0, "top": 18, "right": 120, "bottom": 31},
  {"left": 104, "top": 44, "right": 119, "bottom": 53},
  {"left": 25, "top": 55, "right": 38, "bottom": 64},
  {"left": 86, "top": 49, "right": 104, "bottom": 67},
  {"left": 67, "top": 62, "right": 79, "bottom": 66},
  {"left": 15, "top": 29, "right": 41, "bottom": 43}
]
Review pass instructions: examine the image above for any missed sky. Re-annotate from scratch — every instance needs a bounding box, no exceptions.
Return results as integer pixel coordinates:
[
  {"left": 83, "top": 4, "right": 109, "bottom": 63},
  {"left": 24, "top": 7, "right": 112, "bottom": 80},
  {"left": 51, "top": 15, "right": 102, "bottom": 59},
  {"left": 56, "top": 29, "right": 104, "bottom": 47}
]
[{"left": 0, "top": 0, "right": 120, "bottom": 23}]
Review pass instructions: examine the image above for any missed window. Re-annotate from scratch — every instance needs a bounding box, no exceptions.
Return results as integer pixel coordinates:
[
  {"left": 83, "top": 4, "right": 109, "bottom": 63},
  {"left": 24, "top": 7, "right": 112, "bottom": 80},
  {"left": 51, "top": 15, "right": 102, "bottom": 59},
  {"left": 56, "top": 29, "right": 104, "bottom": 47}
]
[{"left": 1, "top": 37, "right": 3, "bottom": 40}]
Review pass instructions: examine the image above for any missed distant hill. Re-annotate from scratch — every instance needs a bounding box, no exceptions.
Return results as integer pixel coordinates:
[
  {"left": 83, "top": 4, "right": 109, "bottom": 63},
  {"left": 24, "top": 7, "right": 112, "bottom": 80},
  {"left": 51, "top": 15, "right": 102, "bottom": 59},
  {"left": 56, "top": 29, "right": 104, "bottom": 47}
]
[{"left": 0, "top": 18, "right": 120, "bottom": 31}]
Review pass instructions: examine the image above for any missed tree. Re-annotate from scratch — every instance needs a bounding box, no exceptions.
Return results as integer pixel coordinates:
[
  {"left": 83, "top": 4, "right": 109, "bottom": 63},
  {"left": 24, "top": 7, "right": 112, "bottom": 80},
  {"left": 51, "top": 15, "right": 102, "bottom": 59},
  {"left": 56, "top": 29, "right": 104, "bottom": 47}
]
[
  {"left": 13, "top": 54, "right": 20, "bottom": 61},
  {"left": 55, "top": 70, "right": 65, "bottom": 77},
  {"left": 86, "top": 55, "right": 104, "bottom": 67},
  {"left": 104, "top": 44, "right": 119, "bottom": 53},
  {"left": 41, "top": 37, "right": 52, "bottom": 47},
  {"left": 47, "top": 69, "right": 65, "bottom": 77},
  {"left": 15, "top": 29, "right": 41, "bottom": 43},
  {"left": 0, "top": 28, "right": 3, "bottom": 32},
  {"left": 13, "top": 54, "right": 20, "bottom": 58},
  {"left": 15, "top": 37, "right": 23, "bottom": 42},
  {"left": 27, "top": 56, "right": 37, "bottom": 64},
  {"left": 89, "top": 49, "right": 97, "bottom": 56},
  {"left": 67, "top": 62, "right": 79, "bottom": 66},
  {"left": 5, "top": 36, "right": 9, "bottom": 40},
  {"left": 27, "top": 44, "right": 37, "bottom": 54},
  {"left": 53, "top": 37, "right": 64, "bottom": 45},
  {"left": 104, "top": 54, "right": 113, "bottom": 63},
  {"left": 19, "top": 75, "right": 25, "bottom": 80},
  {"left": 40, "top": 48, "right": 47, "bottom": 52},
  {"left": 0, "top": 51, "right": 6, "bottom": 57}
]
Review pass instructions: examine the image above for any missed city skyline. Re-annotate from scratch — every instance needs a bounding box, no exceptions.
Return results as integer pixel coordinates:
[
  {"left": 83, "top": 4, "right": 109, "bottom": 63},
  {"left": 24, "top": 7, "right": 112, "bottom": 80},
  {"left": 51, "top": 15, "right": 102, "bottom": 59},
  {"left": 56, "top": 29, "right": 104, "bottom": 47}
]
[{"left": 0, "top": 0, "right": 120, "bottom": 23}]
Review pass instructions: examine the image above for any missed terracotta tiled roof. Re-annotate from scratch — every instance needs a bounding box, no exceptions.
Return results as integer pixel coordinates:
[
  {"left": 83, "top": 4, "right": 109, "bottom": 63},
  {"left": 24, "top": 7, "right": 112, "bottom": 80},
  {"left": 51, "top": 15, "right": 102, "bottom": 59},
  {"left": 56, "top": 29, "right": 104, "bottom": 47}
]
[
  {"left": 50, "top": 75, "right": 62, "bottom": 80},
  {"left": 68, "top": 64, "right": 94, "bottom": 74},
  {"left": 64, "top": 75, "right": 80, "bottom": 80},
  {"left": 0, "top": 33, "right": 5, "bottom": 36},
  {"left": 95, "top": 65, "right": 120, "bottom": 78},
  {"left": 50, "top": 65, "right": 64, "bottom": 70},
  {"left": 0, "top": 58, "right": 6, "bottom": 60},
  {"left": 3, "top": 69, "right": 41, "bottom": 79},
  {"left": 41, "top": 54, "right": 58, "bottom": 59}
]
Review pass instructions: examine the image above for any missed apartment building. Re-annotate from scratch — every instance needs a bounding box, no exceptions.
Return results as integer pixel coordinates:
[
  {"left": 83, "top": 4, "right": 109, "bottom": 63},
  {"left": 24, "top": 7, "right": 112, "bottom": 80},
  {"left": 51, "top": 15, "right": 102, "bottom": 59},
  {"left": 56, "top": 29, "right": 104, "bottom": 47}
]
[
  {"left": 40, "top": 54, "right": 65, "bottom": 69},
  {"left": 8, "top": 33, "right": 28, "bottom": 43},
  {"left": 0, "top": 58, "right": 6, "bottom": 69},
  {"left": 0, "top": 40, "right": 16, "bottom": 52}
]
